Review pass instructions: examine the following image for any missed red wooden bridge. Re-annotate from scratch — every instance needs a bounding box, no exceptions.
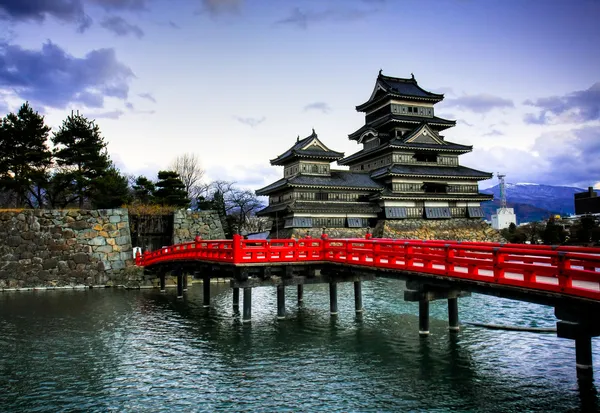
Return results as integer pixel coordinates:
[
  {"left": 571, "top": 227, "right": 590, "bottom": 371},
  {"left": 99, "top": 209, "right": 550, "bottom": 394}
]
[{"left": 136, "top": 234, "right": 600, "bottom": 378}]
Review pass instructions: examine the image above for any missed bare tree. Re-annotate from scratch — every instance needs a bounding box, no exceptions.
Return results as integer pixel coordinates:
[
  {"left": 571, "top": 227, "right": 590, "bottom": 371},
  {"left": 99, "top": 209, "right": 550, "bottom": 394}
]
[
  {"left": 168, "top": 153, "right": 205, "bottom": 200},
  {"left": 228, "top": 188, "right": 264, "bottom": 232}
]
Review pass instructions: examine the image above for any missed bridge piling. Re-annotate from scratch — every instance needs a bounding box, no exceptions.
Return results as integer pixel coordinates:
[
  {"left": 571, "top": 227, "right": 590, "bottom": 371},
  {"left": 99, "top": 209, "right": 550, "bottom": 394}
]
[
  {"left": 183, "top": 273, "right": 188, "bottom": 292},
  {"left": 575, "top": 336, "right": 593, "bottom": 378},
  {"left": 243, "top": 287, "right": 252, "bottom": 322},
  {"left": 354, "top": 281, "right": 363, "bottom": 313},
  {"left": 448, "top": 297, "right": 459, "bottom": 332},
  {"left": 203, "top": 275, "right": 210, "bottom": 307},
  {"left": 329, "top": 282, "right": 338, "bottom": 316},
  {"left": 159, "top": 272, "right": 166, "bottom": 293},
  {"left": 277, "top": 285, "right": 286, "bottom": 320},
  {"left": 419, "top": 300, "right": 430, "bottom": 336},
  {"left": 175, "top": 269, "right": 183, "bottom": 298},
  {"left": 297, "top": 284, "right": 304, "bottom": 305},
  {"left": 233, "top": 287, "right": 240, "bottom": 308}
]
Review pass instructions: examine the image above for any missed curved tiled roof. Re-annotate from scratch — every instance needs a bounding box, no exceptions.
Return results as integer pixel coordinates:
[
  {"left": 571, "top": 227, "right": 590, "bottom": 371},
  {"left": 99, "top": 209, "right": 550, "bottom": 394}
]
[
  {"left": 370, "top": 164, "right": 492, "bottom": 180},
  {"left": 256, "top": 170, "right": 384, "bottom": 195},
  {"left": 270, "top": 130, "right": 344, "bottom": 165}
]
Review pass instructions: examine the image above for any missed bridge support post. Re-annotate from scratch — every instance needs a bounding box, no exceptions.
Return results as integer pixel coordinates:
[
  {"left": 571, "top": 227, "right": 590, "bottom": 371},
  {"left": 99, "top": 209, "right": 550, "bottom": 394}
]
[
  {"left": 183, "top": 273, "right": 188, "bottom": 292},
  {"left": 159, "top": 272, "right": 166, "bottom": 293},
  {"left": 203, "top": 274, "right": 210, "bottom": 307},
  {"left": 419, "top": 300, "right": 429, "bottom": 336},
  {"left": 233, "top": 287, "right": 240, "bottom": 308},
  {"left": 243, "top": 287, "right": 252, "bottom": 322},
  {"left": 329, "top": 282, "right": 338, "bottom": 316},
  {"left": 297, "top": 284, "right": 304, "bottom": 305},
  {"left": 354, "top": 281, "right": 363, "bottom": 313},
  {"left": 575, "top": 336, "right": 593, "bottom": 378},
  {"left": 448, "top": 297, "right": 459, "bottom": 332},
  {"left": 277, "top": 285, "right": 286, "bottom": 320},
  {"left": 175, "top": 269, "right": 183, "bottom": 298}
]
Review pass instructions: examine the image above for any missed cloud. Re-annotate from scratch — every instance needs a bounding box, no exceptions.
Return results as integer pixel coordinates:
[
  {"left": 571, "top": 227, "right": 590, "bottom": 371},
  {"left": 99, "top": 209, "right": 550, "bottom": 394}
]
[
  {"left": 457, "top": 119, "right": 473, "bottom": 127},
  {"left": 206, "top": 163, "right": 280, "bottom": 190},
  {"left": 138, "top": 92, "right": 156, "bottom": 103},
  {"left": 303, "top": 102, "right": 332, "bottom": 114},
  {"left": 276, "top": 6, "right": 375, "bottom": 29},
  {"left": 100, "top": 15, "right": 144, "bottom": 37},
  {"left": 483, "top": 129, "right": 504, "bottom": 137},
  {"left": 198, "top": 0, "right": 242, "bottom": 15},
  {"left": 523, "top": 82, "right": 600, "bottom": 124},
  {"left": 0, "top": 0, "right": 92, "bottom": 32},
  {"left": 168, "top": 20, "right": 180, "bottom": 29},
  {"left": 469, "top": 126, "right": 600, "bottom": 187},
  {"left": 444, "top": 94, "right": 514, "bottom": 113},
  {"left": 125, "top": 102, "right": 134, "bottom": 110},
  {"left": 234, "top": 116, "right": 265, "bottom": 128},
  {"left": 87, "top": 109, "right": 125, "bottom": 119},
  {"left": 89, "top": 0, "right": 149, "bottom": 11},
  {"left": 0, "top": 41, "right": 135, "bottom": 109}
]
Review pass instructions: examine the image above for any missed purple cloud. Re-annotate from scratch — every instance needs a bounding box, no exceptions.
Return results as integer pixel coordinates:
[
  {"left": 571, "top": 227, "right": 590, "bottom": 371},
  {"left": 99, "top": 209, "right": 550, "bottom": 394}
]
[
  {"left": 234, "top": 116, "right": 265, "bottom": 128},
  {"left": 100, "top": 15, "right": 144, "bottom": 38},
  {"left": 444, "top": 93, "right": 514, "bottom": 113},
  {"left": 303, "top": 102, "right": 332, "bottom": 114},
  {"left": 0, "top": 41, "right": 135, "bottom": 109},
  {"left": 523, "top": 82, "right": 600, "bottom": 124},
  {"left": 0, "top": 0, "right": 91, "bottom": 31}
]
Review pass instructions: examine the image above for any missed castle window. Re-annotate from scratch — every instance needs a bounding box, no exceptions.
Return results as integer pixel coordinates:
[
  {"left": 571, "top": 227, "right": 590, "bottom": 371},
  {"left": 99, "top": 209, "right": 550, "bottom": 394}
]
[
  {"left": 315, "top": 192, "right": 329, "bottom": 201},
  {"left": 312, "top": 164, "right": 318, "bottom": 173},
  {"left": 422, "top": 182, "right": 448, "bottom": 193},
  {"left": 413, "top": 152, "right": 437, "bottom": 163}
]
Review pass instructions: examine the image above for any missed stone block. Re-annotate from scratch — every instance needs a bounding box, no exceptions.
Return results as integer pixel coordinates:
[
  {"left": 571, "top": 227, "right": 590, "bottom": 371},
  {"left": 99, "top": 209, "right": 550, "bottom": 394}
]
[
  {"left": 16, "top": 213, "right": 26, "bottom": 221},
  {"left": 64, "top": 216, "right": 75, "bottom": 223},
  {"left": 7, "top": 235, "right": 22, "bottom": 247},
  {"left": 112, "top": 245, "right": 122, "bottom": 252},
  {"left": 115, "top": 236, "right": 130, "bottom": 246},
  {"left": 109, "top": 230, "right": 120, "bottom": 238},
  {"left": 72, "top": 253, "right": 89, "bottom": 264},
  {"left": 58, "top": 261, "right": 69, "bottom": 272},
  {"left": 94, "top": 245, "right": 113, "bottom": 254},
  {"left": 109, "top": 215, "right": 121, "bottom": 224},
  {"left": 107, "top": 252, "right": 120, "bottom": 261},
  {"left": 103, "top": 223, "right": 116, "bottom": 231},
  {"left": 69, "top": 221, "right": 89, "bottom": 230},
  {"left": 93, "top": 224, "right": 103, "bottom": 231},
  {"left": 119, "top": 252, "right": 131, "bottom": 261},
  {"left": 116, "top": 222, "right": 128, "bottom": 230},
  {"left": 111, "top": 261, "right": 126, "bottom": 270},
  {"left": 43, "top": 258, "right": 58, "bottom": 270},
  {"left": 89, "top": 237, "right": 106, "bottom": 246},
  {"left": 106, "top": 238, "right": 116, "bottom": 246}
]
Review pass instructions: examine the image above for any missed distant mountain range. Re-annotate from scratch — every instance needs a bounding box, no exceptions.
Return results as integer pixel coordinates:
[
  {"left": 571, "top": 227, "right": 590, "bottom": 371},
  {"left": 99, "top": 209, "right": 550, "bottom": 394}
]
[{"left": 480, "top": 183, "right": 587, "bottom": 223}]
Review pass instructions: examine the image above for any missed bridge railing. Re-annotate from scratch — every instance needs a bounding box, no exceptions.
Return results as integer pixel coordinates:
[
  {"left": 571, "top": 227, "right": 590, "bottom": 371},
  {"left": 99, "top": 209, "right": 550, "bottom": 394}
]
[{"left": 136, "top": 235, "right": 600, "bottom": 300}]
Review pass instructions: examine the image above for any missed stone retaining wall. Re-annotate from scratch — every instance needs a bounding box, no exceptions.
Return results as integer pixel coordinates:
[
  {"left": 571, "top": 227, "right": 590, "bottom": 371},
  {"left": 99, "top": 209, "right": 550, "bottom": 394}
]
[
  {"left": 173, "top": 210, "right": 225, "bottom": 244},
  {"left": 373, "top": 218, "right": 505, "bottom": 242},
  {"left": 0, "top": 209, "right": 133, "bottom": 289}
]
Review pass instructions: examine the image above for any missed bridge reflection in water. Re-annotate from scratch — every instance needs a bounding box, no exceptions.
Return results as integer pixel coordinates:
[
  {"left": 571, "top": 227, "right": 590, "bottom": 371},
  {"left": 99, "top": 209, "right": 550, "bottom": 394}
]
[{"left": 137, "top": 234, "right": 600, "bottom": 381}]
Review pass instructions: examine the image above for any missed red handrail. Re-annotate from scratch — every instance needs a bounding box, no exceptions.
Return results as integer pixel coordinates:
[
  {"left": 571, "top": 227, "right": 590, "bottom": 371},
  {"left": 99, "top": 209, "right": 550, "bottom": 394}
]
[{"left": 137, "top": 235, "right": 600, "bottom": 301}]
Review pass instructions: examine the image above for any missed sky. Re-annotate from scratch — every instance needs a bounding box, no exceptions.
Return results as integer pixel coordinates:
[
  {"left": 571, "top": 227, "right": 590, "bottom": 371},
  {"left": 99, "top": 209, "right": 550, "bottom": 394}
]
[{"left": 1, "top": 0, "right": 599, "bottom": 191}]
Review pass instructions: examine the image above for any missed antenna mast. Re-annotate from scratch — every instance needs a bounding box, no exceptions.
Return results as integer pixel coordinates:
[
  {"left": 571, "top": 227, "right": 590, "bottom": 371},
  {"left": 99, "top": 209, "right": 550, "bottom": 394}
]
[{"left": 498, "top": 173, "right": 507, "bottom": 209}]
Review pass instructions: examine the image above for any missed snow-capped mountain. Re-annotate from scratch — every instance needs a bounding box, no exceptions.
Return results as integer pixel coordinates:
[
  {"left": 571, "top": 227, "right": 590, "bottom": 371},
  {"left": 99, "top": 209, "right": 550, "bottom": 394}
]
[{"left": 480, "top": 183, "right": 588, "bottom": 223}]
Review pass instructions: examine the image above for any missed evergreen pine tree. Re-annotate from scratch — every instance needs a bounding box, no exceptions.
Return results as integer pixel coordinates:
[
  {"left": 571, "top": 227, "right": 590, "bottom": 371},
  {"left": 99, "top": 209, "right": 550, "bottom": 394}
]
[
  {"left": 52, "top": 112, "right": 110, "bottom": 208},
  {"left": 132, "top": 176, "right": 156, "bottom": 204},
  {"left": 153, "top": 171, "right": 189, "bottom": 208},
  {"left": 89, "top": 166, "right": 131, "bottom": 209},
  {"left": 0, "top": 102, "right": 52, "bottom": 207}
]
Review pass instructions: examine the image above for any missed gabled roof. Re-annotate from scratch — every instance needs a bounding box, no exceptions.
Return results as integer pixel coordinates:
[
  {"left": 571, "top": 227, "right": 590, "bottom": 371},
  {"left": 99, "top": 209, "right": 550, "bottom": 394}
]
[
  {"left": 356, "top": 71, "right": 445, "bottom": 112},
  {"left": 256, "top": 170, "right": 384, "bottom": 195},
  {"left": 348, "top": 114, "right": 456, "bottom": 140},
  {"left": 270, "top": 129, "right": 344, "bottom": 165},
  {"left": 372, "top": 189, "right": 493, "bottom": 202},
  {"left": 370, "top": 164, "right": 493, "bottom": 180}
]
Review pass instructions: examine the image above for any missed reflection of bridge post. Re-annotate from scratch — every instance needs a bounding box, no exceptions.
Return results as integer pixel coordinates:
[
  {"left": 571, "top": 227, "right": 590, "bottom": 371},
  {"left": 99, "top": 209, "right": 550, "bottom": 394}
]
[
  {"left": 183, "top": 273, "right": 188, "bottom": 292},
  {"left": 243, "top": 287, "right": 252, "bottom": 322},
  {"left": 297, "top": 285, "right": 304, "bottom": 305},
  {"left": 354, "top": 281, "right": 363, "bottom": 313},
  {"left": 277, "top": 285, "right": 286, "bottom": 319},
  {"left": 203, "top": 274, "right": 211, "bottom": 307},
  {"left": 329, "top": 282, "right": 338, "bottom": 316}
]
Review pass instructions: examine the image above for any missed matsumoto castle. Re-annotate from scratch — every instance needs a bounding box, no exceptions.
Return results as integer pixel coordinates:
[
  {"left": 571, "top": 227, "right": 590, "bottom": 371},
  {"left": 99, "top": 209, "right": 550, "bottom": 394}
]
[{"left": 256, "top": 71, "right": 501, "bottom": 241}]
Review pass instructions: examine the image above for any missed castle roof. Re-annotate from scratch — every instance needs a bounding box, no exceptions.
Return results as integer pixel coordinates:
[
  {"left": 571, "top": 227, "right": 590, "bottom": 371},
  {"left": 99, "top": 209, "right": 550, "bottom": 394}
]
[
  {"left": 270, "top": 129, "right": 344, "bottom": 165},
  {"left": 256, "top": 170, "right": 383, "bottom": 195},
  {"left": 370, "top": 164, "right": 493, "bottom": 181},
  {"left": 356, "top": 71, "right": 445, "bottom": 112}
]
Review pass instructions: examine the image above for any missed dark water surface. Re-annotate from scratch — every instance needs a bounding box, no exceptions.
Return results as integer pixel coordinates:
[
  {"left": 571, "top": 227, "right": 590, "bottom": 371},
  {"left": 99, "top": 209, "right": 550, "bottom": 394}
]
[{"left": 1, "top": 279, "right": 599, "bottom": 412}]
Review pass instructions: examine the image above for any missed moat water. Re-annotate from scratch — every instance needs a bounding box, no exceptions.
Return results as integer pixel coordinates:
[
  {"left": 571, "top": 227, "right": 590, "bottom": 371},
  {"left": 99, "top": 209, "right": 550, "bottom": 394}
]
[{"left": 1, "top": 279, "right": 598, "bottom": 412}]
